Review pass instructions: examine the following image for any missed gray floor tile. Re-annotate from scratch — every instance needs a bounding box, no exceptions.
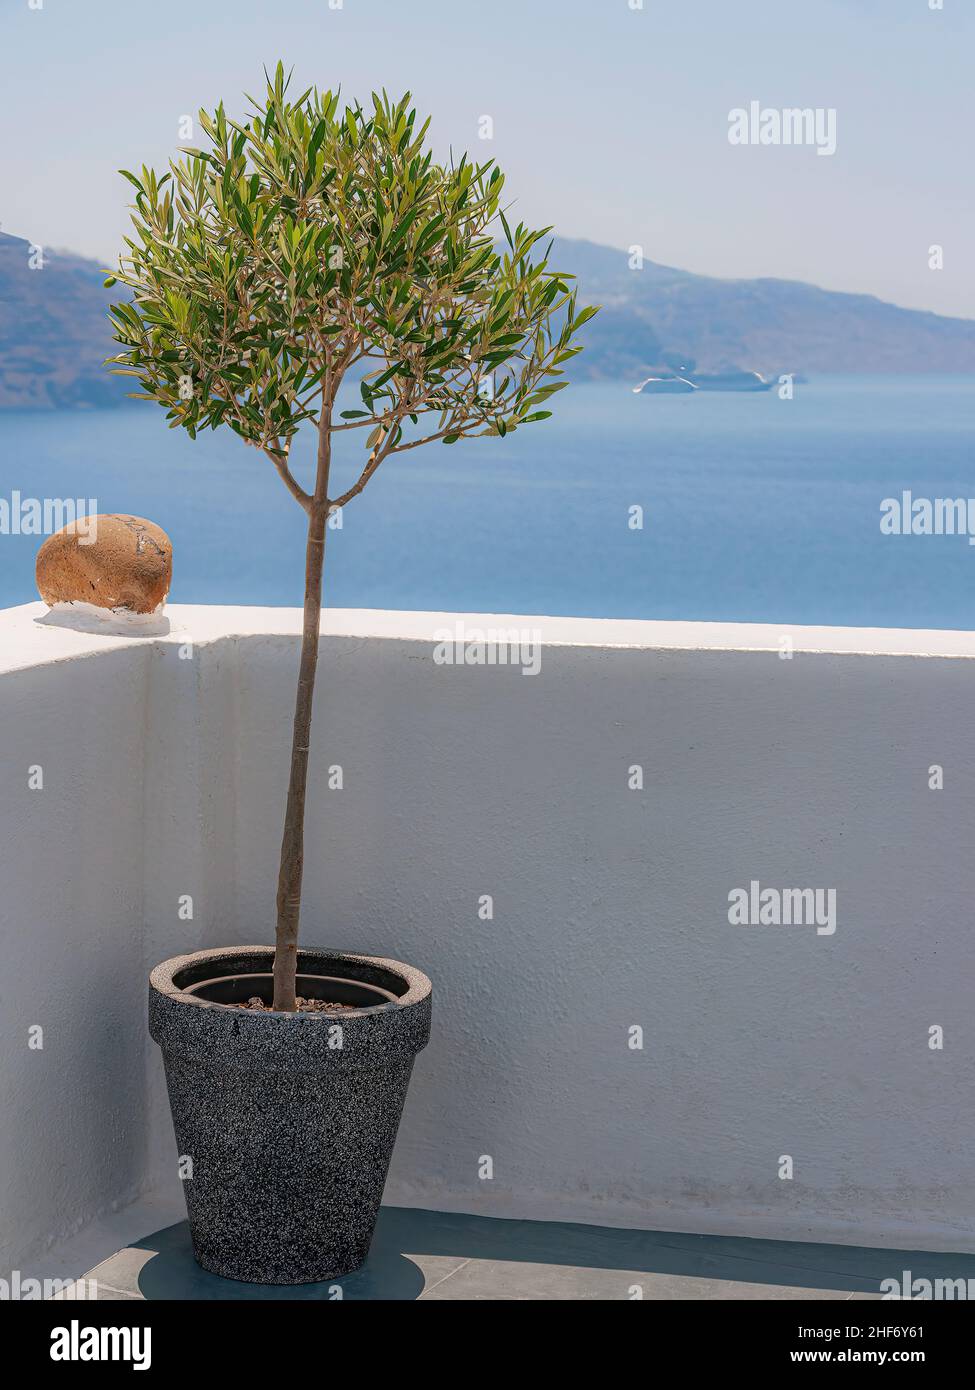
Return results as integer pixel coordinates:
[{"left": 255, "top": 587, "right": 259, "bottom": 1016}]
[
  {"left": 50, "top": 1278, "right": 144, "bottom": 1301},
  {"left": 422, "top": 1258, "right": 858, "bottom": 1301}
]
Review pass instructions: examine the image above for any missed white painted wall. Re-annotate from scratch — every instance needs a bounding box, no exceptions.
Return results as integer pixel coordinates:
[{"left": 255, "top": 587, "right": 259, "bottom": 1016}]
[
  {"left": 0, "top": 633, "right": 148, "bottom": 1268},
  {"left": 2, "top": 600, "right": 974, "bottom": 1271}
]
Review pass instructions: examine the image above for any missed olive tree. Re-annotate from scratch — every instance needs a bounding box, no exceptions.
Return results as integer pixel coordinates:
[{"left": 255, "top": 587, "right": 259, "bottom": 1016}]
[{"left": 106, "top": 65, "right": 596, "bottom": 1010}]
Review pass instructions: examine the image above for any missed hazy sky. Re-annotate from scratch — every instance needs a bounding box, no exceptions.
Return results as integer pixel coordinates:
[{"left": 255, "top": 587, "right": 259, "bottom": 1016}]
[{"left": 3, "top": 0, "right": 973, "bottom": 316}]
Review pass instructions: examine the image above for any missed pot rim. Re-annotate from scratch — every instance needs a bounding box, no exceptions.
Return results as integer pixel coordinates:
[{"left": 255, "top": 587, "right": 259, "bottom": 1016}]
[{"left": 150, "top": 944, "right": 432, "bottom": 1020}]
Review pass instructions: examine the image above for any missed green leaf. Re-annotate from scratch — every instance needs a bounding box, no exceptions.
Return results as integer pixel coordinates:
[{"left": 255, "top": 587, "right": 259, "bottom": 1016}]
[{"left": 572, "top": 304, "right": 599, "bottom": 329}]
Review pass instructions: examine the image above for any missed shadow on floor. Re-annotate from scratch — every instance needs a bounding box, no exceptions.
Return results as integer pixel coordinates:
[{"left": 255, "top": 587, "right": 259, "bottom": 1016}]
[{"left": 108, "top": 1208, "right": 975, "bottom": 1301}]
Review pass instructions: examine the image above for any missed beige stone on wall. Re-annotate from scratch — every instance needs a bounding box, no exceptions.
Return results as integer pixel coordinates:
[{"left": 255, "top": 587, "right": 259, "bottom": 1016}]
[{"left": 35, "top": 514, "right": 172, "bottom": 614}]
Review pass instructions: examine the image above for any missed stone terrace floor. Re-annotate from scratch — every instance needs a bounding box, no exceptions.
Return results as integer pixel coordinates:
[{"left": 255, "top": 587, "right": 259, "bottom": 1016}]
[{"left": 57, "top": 1208, "right": 975, "bottom": 1301}]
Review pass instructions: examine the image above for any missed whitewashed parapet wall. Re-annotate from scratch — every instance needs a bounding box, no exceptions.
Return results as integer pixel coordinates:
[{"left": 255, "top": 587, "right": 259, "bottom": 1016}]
[{"left": 1, "top": 601, "right": 974, "bottom": 1271}]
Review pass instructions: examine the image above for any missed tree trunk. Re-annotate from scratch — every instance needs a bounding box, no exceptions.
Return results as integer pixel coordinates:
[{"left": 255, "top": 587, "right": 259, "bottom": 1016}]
[{"left": 272, "top": 412, "right": 332, "bottom": 1011}]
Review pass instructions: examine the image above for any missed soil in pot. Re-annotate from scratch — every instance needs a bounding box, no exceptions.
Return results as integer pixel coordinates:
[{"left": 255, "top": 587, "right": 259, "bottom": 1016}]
[
  {"left": 241, "top": 995, "right": 353, "bottom": 1012},
  {"left": 182, "top": 969, "right": 399, "bottom": 1012}
]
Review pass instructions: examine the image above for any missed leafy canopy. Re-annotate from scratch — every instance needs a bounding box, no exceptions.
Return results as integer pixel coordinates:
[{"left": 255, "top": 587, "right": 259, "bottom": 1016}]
[{"left": 106, "top": 63, "right": 597, "bottom": 512}]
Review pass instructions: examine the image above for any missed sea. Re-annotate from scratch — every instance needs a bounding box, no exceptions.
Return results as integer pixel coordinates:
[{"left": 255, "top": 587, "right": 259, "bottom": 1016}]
[{"left": 1, "top": 375, "right": 973, "bottom": 630}]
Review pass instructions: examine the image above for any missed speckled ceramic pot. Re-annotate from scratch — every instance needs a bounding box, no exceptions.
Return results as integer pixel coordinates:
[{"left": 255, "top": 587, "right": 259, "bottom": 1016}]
[{"left": 148, "top": 944, "right": 432, "bottom": 1285}]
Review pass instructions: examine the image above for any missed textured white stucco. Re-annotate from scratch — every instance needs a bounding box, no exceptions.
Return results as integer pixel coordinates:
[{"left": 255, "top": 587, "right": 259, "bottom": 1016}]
[{"left": 1, "top": 600, "right": 974, "bottom": 1271}]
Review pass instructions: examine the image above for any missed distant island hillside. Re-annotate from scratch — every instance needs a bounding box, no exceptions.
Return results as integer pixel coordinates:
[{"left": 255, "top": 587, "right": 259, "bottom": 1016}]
[
  {"left": 1, "top": 231, "right": 974, "bottom": 409},
  {"left": 0, "top": 234, "right": 123, "bottom": 409},
  {"left": 551, "top": 238, "right": 975, "bottom": 380}
]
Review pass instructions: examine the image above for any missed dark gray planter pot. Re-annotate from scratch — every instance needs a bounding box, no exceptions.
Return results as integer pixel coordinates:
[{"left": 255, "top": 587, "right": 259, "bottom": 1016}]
[{"left": 148, "top": 944, "right": 432, "bottom": 1285}]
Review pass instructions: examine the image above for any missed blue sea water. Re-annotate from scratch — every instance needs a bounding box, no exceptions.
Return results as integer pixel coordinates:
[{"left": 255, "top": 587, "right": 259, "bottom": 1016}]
[{"left": 1, "top": 376, "right": 973, "bottom": 628}]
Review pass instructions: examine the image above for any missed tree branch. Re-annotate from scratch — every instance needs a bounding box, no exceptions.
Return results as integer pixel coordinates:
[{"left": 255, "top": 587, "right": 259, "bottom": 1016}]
[
  {"left": 390, "top": 424, "right": 475, "bottom": 455},
  {"left": 328, "top": 429, "right": 399, "bottom": 509},
  {"left": 265, "top": 448, "right": 312, "bottom": 511}
]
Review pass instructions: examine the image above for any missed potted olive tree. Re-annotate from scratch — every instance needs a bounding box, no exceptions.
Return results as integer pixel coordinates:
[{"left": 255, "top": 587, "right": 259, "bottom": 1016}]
[{"left": 106, "top": 65, "right": 595, "bottom": 1284}]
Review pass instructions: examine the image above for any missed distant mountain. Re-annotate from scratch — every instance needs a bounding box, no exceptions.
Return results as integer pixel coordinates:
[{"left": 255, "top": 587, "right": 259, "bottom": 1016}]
[
  {"left": 1, "top": 231, "right": 973, "bottom": 409},
  {"left": 0, "top": 234, "right": 123, "bottom": 409},
  {"left": 548, "top": 238, "right": 975, "bottom": 379}
]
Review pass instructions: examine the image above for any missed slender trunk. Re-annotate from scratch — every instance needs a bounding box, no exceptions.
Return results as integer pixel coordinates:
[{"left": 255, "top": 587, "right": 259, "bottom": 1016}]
[{"left": 272, "top": 410, "right": 332, "bottom": 1010}]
